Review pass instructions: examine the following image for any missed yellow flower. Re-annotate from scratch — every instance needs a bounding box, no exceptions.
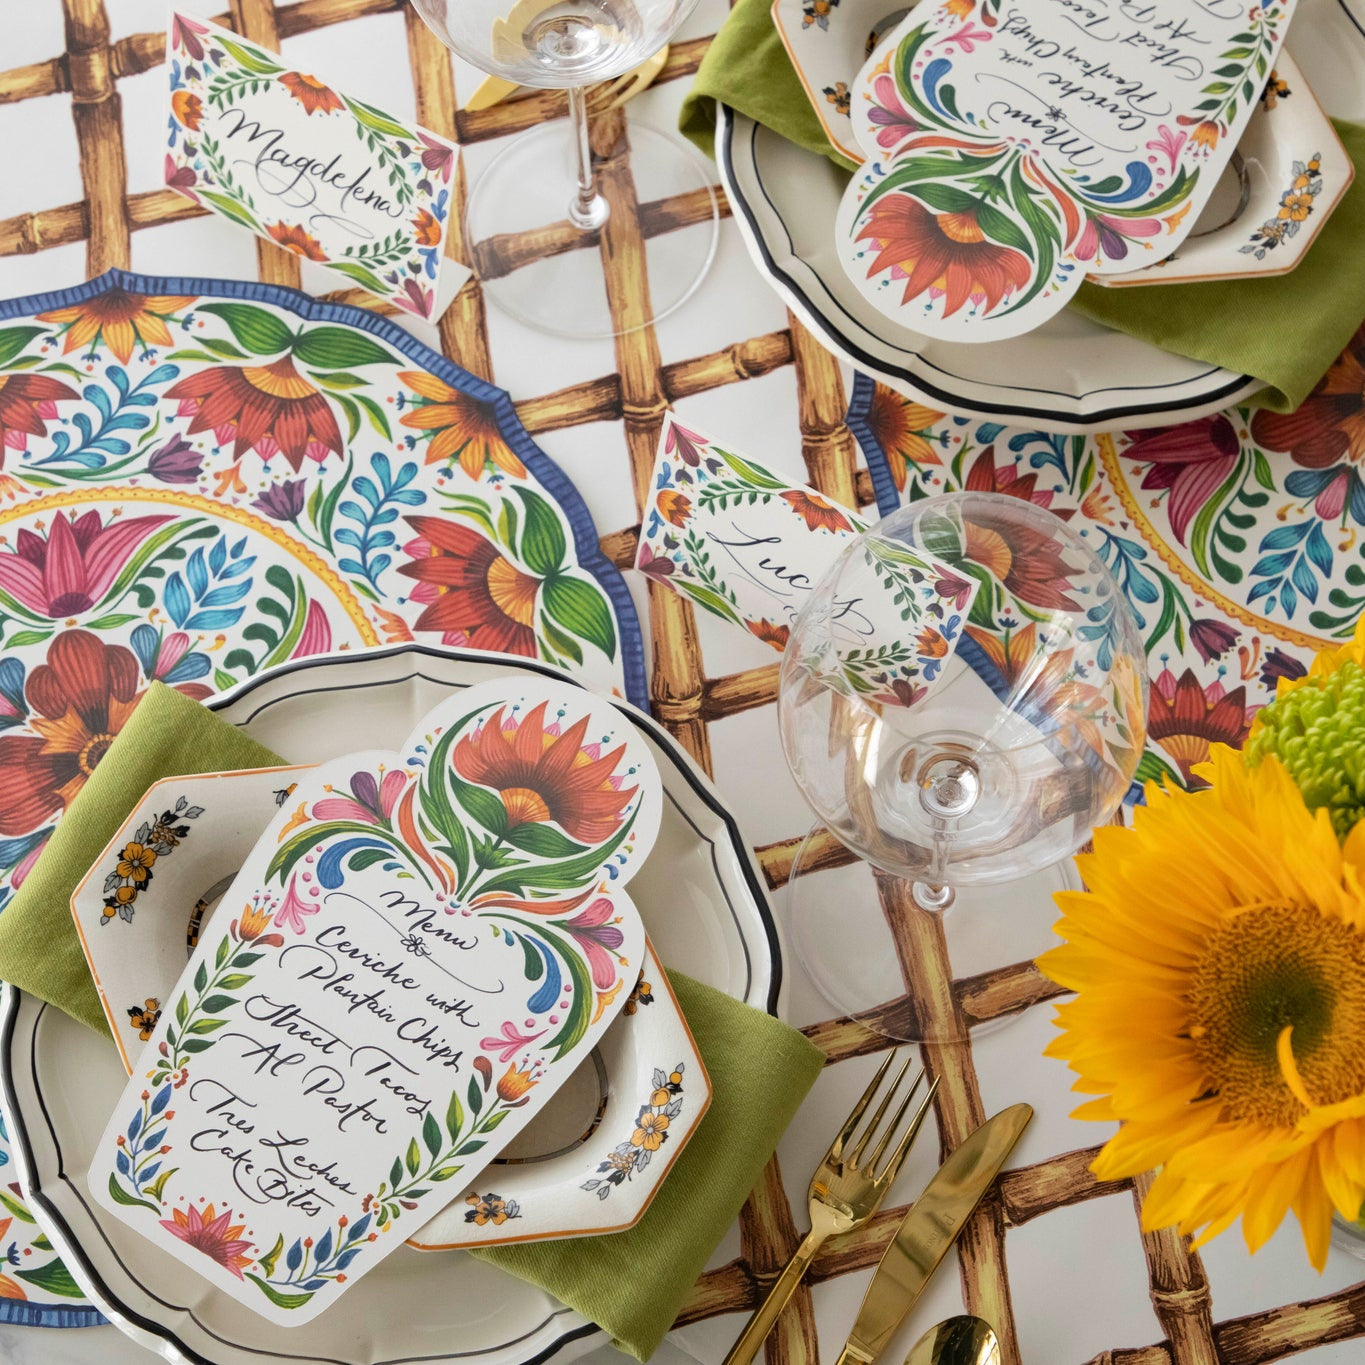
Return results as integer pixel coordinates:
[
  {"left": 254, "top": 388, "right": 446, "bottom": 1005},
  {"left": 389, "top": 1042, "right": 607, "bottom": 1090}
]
[
  {"left": 116, "top": 842, "right": 157, "bottom": 883},
  {"left": 632, "top": 1110, "right": 670, "bottom": 1151},
  {"left": 1039, "top": 745, "right": 1365, "bottom": 1270},
  {"left": 496, "top": 1063, "right": 537, "bottom": 1104},
  {"left": 397, "top": 371, "right": 527, "bottom": 481},
  {"left": 1278, "top": 191, "right": 1314, "bottom": 222}
]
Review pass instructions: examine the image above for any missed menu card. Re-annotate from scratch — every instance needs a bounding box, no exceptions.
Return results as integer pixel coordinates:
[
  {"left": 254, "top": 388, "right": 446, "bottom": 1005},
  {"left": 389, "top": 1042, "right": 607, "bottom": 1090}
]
[
  {"left": 93, "top": 679, "right": 658, "bottom": 1323},
  {"left": 836, "top": 0, "right": 1298, "bottom": 338}
]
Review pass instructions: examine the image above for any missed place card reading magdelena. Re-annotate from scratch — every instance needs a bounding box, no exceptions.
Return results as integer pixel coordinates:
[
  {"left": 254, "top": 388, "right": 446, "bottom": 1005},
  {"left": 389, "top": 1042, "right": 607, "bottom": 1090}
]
[{"left": 166, "top": 12, "right": 465, "bottom": 319}]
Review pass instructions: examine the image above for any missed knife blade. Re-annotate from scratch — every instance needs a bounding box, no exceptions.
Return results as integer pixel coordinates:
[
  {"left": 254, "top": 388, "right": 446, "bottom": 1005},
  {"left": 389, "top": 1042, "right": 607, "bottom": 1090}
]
[{"left": 833, "top": 1104, "right": 1033, "bottom": 1365}]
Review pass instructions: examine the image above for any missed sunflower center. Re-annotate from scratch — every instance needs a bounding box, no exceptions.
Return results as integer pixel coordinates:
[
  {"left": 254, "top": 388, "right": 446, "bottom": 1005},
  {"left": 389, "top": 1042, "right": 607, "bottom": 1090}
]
[
  {"left": 500, "top": 786, "right": 552, "bottom": 828},
  {"left": 939, "top": 210, "right": 986, "bottom": 244},
  {"left": 1189, "top": 900, "right": 1365, "bottom": 1125},
  {"left": 485, "top": 558, "right": 540, "bottom": 627},
  {"left": 78, "top": 732, "right": 115, "bottom": 775}
]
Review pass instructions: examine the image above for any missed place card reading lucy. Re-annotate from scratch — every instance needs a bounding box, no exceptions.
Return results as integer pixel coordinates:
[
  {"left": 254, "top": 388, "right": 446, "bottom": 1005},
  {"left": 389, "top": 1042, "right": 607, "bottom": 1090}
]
[
  {"left": 166, "top": 13, "right": 464, "bottom": 319},
  {"left": 93, "top": 679, "right": 658, "bottom": 1324},
  {"left": 636, "top": 413, "right": 976, "bottom": 704},
  {"left": 836, "top": 0, "right": 1298, "bottom": 339}
]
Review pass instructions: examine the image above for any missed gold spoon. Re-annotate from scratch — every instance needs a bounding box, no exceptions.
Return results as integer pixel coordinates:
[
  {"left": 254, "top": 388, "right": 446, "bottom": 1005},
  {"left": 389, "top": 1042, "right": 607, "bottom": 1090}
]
[{"left": 904, "top": 1317, "right": 1002, "bottom": 1365}]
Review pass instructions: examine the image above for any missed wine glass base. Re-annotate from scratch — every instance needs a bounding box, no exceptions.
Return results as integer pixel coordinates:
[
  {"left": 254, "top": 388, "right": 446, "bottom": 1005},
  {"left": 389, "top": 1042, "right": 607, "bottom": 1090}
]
[
  {"left": 465, "top": 121, "right": 719, "bottom": 338},
  {"left": 786, "top": 824, "right": 1082, "bottom": 1045}
]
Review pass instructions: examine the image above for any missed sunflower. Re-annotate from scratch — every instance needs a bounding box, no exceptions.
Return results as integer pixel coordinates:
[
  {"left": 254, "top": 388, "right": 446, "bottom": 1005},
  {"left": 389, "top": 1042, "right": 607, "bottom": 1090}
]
[
  {"left": 279, "top": 71, "right": 344, "bottom": 115},
  {"left": 397, "top": 371, "right": 526, "bottom": 480},
  {"left": 854, "top": 196, "right": 1031, "bottom": 317},
  {"left": 38, "top": 287, "right": 191, "bottom": 365},
  {"left": 1040, "top": 744, "right": 1365, "bottom": 1270},
  {"left": 863, "top": 384, "right": 946, "bottom": 491},
  {"left": 265, "top": 222, "right": 328, "bottom": 261}
]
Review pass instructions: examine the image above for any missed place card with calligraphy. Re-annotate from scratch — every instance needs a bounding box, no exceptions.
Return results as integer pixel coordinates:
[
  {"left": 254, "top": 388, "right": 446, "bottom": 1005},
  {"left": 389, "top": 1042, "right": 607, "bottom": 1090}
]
[
  {"left": 166, "top": 12, "right": 466, "bottom": 319},
  {"left": 92, "top": 678, "right": 658, "bottom": 1323},
  {"left": 835, "top": 0, "right": 1299, "bottom": 339},
  {"left": 636, "top": 413, "right": 976, "bottom": 703}
]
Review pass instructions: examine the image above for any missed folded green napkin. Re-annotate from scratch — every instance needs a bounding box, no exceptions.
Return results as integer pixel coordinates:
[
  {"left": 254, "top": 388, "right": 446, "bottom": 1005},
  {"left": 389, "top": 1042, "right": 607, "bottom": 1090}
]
[
  {"left": 681, "top": 0, "right": 1365, "bottom": 412},
  {"left": 0, "top": 683, "right": 824, "bottom": 1359},
  {"left": 0, "top": 682, "right": 282, "bottom": 1035}
]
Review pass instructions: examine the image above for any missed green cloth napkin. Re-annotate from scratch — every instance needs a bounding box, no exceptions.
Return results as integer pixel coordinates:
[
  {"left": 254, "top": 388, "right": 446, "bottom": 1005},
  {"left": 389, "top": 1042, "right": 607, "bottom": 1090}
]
[
  {"left": 473, "top": 970, "right": 823, "bottom": 1359},
  {"left": 0, "top": 683, "right": 825, "bottom": 1360},
  {"left": 680, "top": 0, "right": 1365, "bottom": 412},
  {"left": 0, "top": 682, "right": 283, "bottom": 1035}
]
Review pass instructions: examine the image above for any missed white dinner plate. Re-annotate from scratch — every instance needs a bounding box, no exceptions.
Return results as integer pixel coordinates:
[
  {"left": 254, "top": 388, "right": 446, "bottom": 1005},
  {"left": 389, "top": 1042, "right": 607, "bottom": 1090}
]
[
  {"left": 721, "top": 0, "right": 1365, "bottom": 433},
  {"left": 1, "top": 645, "right": 781, "bottom": 1365}
]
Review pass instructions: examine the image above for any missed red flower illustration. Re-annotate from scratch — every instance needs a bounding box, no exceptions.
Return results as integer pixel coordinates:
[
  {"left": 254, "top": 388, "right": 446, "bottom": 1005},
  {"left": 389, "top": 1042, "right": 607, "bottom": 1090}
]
[
  {"left": 1147, "top": 667, "right": 1252, "bottom": 787},
  {"left": 0, "top": 373, "right": 80, "bottom": 455},
  {"left": 165, "top": 356, "right": 344, "bottom": 472},
  {"left": 0, "top": 510, "right": 172, "bottom": 618},
  {"left": 265, "top": 222, "right": 328, "bottom": 262},
  {"left": 961, "top": 504, "right": 1079, "bottom": 611},
  {"left": 964, "top": 446, "right": 1065, "bottom": 512},
  {"left": 453, "top": 700, "right": 637, "bottom": 844},
  {"left": 1121, "top": 415, "right": 1240, "bottom": 545},
  {"left": 1249, "top": 324, "right": 1365, "bottom": 523},
  {"left": 864, "top": 385, "right": 945, "bottom": 491},
  {"left": 855, "top": 197, "right": 1031, "bottom": 317},
  {"left": 279, "top": 71, "right": 344, "bottom": 115},
  {"left": 561, "top": 895, "right": 627, "bottom": 989},
  {"left": 747, "top": 619, "right": 790, "bottom": 651},
  {"left": 159, "top": 1204, "right": 253, "bottom": 1279},
  {"left": 0, "top": 631, "right": 144, "bottom": 835},
  {"left": 39, "top": 288, "right": 190, "bottom": 366},
  {"left": 398, "top": 517, "right": 541, "bottom": 656},
  {"left": 781, "top": 489, "right": 853, "bottom": 533}
]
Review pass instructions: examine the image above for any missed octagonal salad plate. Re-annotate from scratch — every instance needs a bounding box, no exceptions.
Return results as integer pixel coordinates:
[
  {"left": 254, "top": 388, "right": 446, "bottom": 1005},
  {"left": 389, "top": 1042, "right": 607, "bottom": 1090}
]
[
  {"left": 70, "top": 764, "right": 712, "bottom": 1250},
  {"left": 2, "top": 645, "right": 780, "bottom": 1365}
]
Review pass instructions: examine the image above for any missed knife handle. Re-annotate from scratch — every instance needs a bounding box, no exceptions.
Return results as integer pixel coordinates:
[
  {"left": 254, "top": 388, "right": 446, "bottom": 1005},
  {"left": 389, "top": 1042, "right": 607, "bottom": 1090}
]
[{"left": 722, "top": 1227, "right": 826, "bottom": 1365}]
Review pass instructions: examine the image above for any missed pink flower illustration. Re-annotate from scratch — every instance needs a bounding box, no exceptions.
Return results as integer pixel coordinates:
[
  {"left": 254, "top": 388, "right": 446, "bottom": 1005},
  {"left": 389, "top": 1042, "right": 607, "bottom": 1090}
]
[
  {"left": 312, "top": 769, "right": 409, "bottom": 825},
  {"left": 481, "top": 1019, "right": 547, "bottom": 1064},
  {"left": 1145, "top": 125, "right": 1187, "bottom": 175},
  {"left": 562, "top": 896, "right": 626, "bottom": 989},
  {"left": 275, "top": 874, "right": 318, "bottom": 936}
]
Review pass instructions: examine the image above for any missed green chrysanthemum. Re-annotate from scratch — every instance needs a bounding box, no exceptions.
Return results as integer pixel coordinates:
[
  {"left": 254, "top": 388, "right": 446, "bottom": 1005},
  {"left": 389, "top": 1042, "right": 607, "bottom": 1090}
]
[{"left": 1246, "top": 658, "right": 1365, "bottom": 839}]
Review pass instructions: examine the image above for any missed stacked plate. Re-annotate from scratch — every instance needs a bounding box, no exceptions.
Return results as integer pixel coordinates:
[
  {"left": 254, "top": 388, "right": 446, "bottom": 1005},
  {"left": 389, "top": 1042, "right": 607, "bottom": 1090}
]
[{"left": 723, "top": 0, "right": 1365, "bottom": 432}]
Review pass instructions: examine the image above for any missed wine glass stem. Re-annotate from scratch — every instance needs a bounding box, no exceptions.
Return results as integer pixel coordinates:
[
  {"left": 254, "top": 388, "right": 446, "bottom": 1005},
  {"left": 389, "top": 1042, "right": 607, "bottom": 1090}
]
[{"left": 566, "top": 85, "right": 610, "bottom": 232}]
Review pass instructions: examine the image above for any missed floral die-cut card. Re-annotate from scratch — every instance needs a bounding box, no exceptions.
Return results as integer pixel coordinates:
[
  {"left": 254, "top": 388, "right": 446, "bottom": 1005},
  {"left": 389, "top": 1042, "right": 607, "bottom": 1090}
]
[
  {"left": 636, "top": 413, "right": 976, "bottom": 702},
  {"left": 166, "top": 13, "right": 464, "bottom": 319},
  {"left": 836, "top": 0, "right": 1297, "bottom": 340},
  {"left": 92, "top": 678, "right": 657, "bottom": 1324}
]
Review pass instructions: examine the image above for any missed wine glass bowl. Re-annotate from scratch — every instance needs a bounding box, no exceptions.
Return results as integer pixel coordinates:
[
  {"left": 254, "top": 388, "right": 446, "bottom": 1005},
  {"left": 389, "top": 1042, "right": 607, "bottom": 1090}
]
[
  {"left": 779, "top": 492, "right": 1147, "bottom": 891},
  {"left": 777, "top": 492, "right": 1147, "bottom": 1040}
]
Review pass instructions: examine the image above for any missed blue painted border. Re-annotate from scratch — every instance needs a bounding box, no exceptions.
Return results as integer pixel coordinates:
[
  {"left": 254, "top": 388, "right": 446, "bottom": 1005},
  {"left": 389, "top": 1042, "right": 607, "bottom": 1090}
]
[
  {"left": 0, "top": 268, "right": 648, "bottom": 712},
  {"left": 846, "top": 371, "right": 902, "bottom": 520}
]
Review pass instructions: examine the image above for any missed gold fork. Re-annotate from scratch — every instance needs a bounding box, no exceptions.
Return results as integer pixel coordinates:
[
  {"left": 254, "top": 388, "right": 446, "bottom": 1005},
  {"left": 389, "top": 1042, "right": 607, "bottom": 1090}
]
[{"left": 722, "top": 1054, "right": 940, "bottom": 1365}]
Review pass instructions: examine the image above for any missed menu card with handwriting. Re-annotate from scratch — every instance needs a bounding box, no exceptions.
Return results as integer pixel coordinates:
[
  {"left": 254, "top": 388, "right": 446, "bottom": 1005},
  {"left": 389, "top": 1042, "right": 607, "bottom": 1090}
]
[
  {"left": 93, "top": 679, "right": 658, "bottom": 1323},
  {"left": 166, "top": 12, "right": 466, "bottom": 319},
  {"left": 836, "top": 0, "right": 1298, "bottom": 339}
]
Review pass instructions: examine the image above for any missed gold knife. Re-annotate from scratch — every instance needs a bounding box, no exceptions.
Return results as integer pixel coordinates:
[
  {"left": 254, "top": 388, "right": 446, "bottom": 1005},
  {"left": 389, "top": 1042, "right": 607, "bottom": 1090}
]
[{"left": 833, "top": 1104, "right": 1033, "bottom": 1365}]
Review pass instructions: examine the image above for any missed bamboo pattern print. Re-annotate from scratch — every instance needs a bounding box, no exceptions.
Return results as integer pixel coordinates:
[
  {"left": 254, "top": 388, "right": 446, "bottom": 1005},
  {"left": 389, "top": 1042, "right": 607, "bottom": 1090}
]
[{"left": 0, "top": 0, "right": 1363, "bottom": 1358}]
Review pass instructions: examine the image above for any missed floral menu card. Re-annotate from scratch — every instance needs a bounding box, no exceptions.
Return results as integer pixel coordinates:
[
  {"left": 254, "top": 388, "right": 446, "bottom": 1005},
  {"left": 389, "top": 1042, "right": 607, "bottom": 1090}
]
[
  {"left": 636, "top": 413, "right": 976, "bottom": 703},
  {"left": 92, "top": 679, "right": 659, "bottom": 1323},
  {"left": 837, "top": 0, "right": 1297, "bottom": 339},
  {"left": 166, "top": 13, "right": 466, "bottom": 319}
]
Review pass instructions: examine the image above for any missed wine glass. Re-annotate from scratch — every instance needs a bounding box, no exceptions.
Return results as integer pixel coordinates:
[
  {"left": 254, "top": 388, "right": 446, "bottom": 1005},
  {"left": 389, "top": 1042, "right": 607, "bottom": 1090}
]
[
  {"left": 777, "top": 492, "right": 1147, "bottom": 1043},
  {"left": 410, "top": 0, "right": 719, "bottom": 338}
]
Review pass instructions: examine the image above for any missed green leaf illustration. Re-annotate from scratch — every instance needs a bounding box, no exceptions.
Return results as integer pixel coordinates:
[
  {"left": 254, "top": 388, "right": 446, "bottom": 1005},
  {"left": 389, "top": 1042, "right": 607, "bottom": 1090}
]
[
  {"left": 216, "top": 36, "right": 285, "bottom": 76},
  {"left": 405, "top": 1137, "right": 422, "bottom": 1176},
  {"left": 245, "top": 1274, "right": 315, "bottom": 1310},
  {"left": 15, "top": 1259, "right": 84, "bottom": 1298},
  {"left": 198, "top": 191, "right": 263, "bottom": 232},
  {"left": 422, "top": 1111, "right": 443, "bottom": 1158},
  {"left": 199, "top": 302, "right": 294, "bottom": 356},
  {"left": 293, "top": 326, "right": 395, "bottom": 370},
  {"left": 542, "top": 577, "right": 616, "bottom": 657},
  {"left": 514, "top": 487, "right": 567, "bottom": 576},
  {"left": 503, "top": 823, "right": 587, "bottom": 859},
  {"left": 106, "top": 1173, "right": 160, "bottom": 1214},
  {"left": 445, "top": 1089, "right": 464, "bottom": 1141},
  {"left": 257, "top": 1233, "right": 285, "bottom": 1278},
  {"left": 0, "top": 326, "right": 44, "bottom": 368}
]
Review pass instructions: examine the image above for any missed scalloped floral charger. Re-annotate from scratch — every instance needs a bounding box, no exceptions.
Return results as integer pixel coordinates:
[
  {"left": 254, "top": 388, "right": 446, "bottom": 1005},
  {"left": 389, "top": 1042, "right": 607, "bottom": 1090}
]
[
  {"left": 847, "top": 319, "right": 1365, "bottom": 796},
  {"left": 0, "top": 269, "right": 645, "bottom": 1325}
]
